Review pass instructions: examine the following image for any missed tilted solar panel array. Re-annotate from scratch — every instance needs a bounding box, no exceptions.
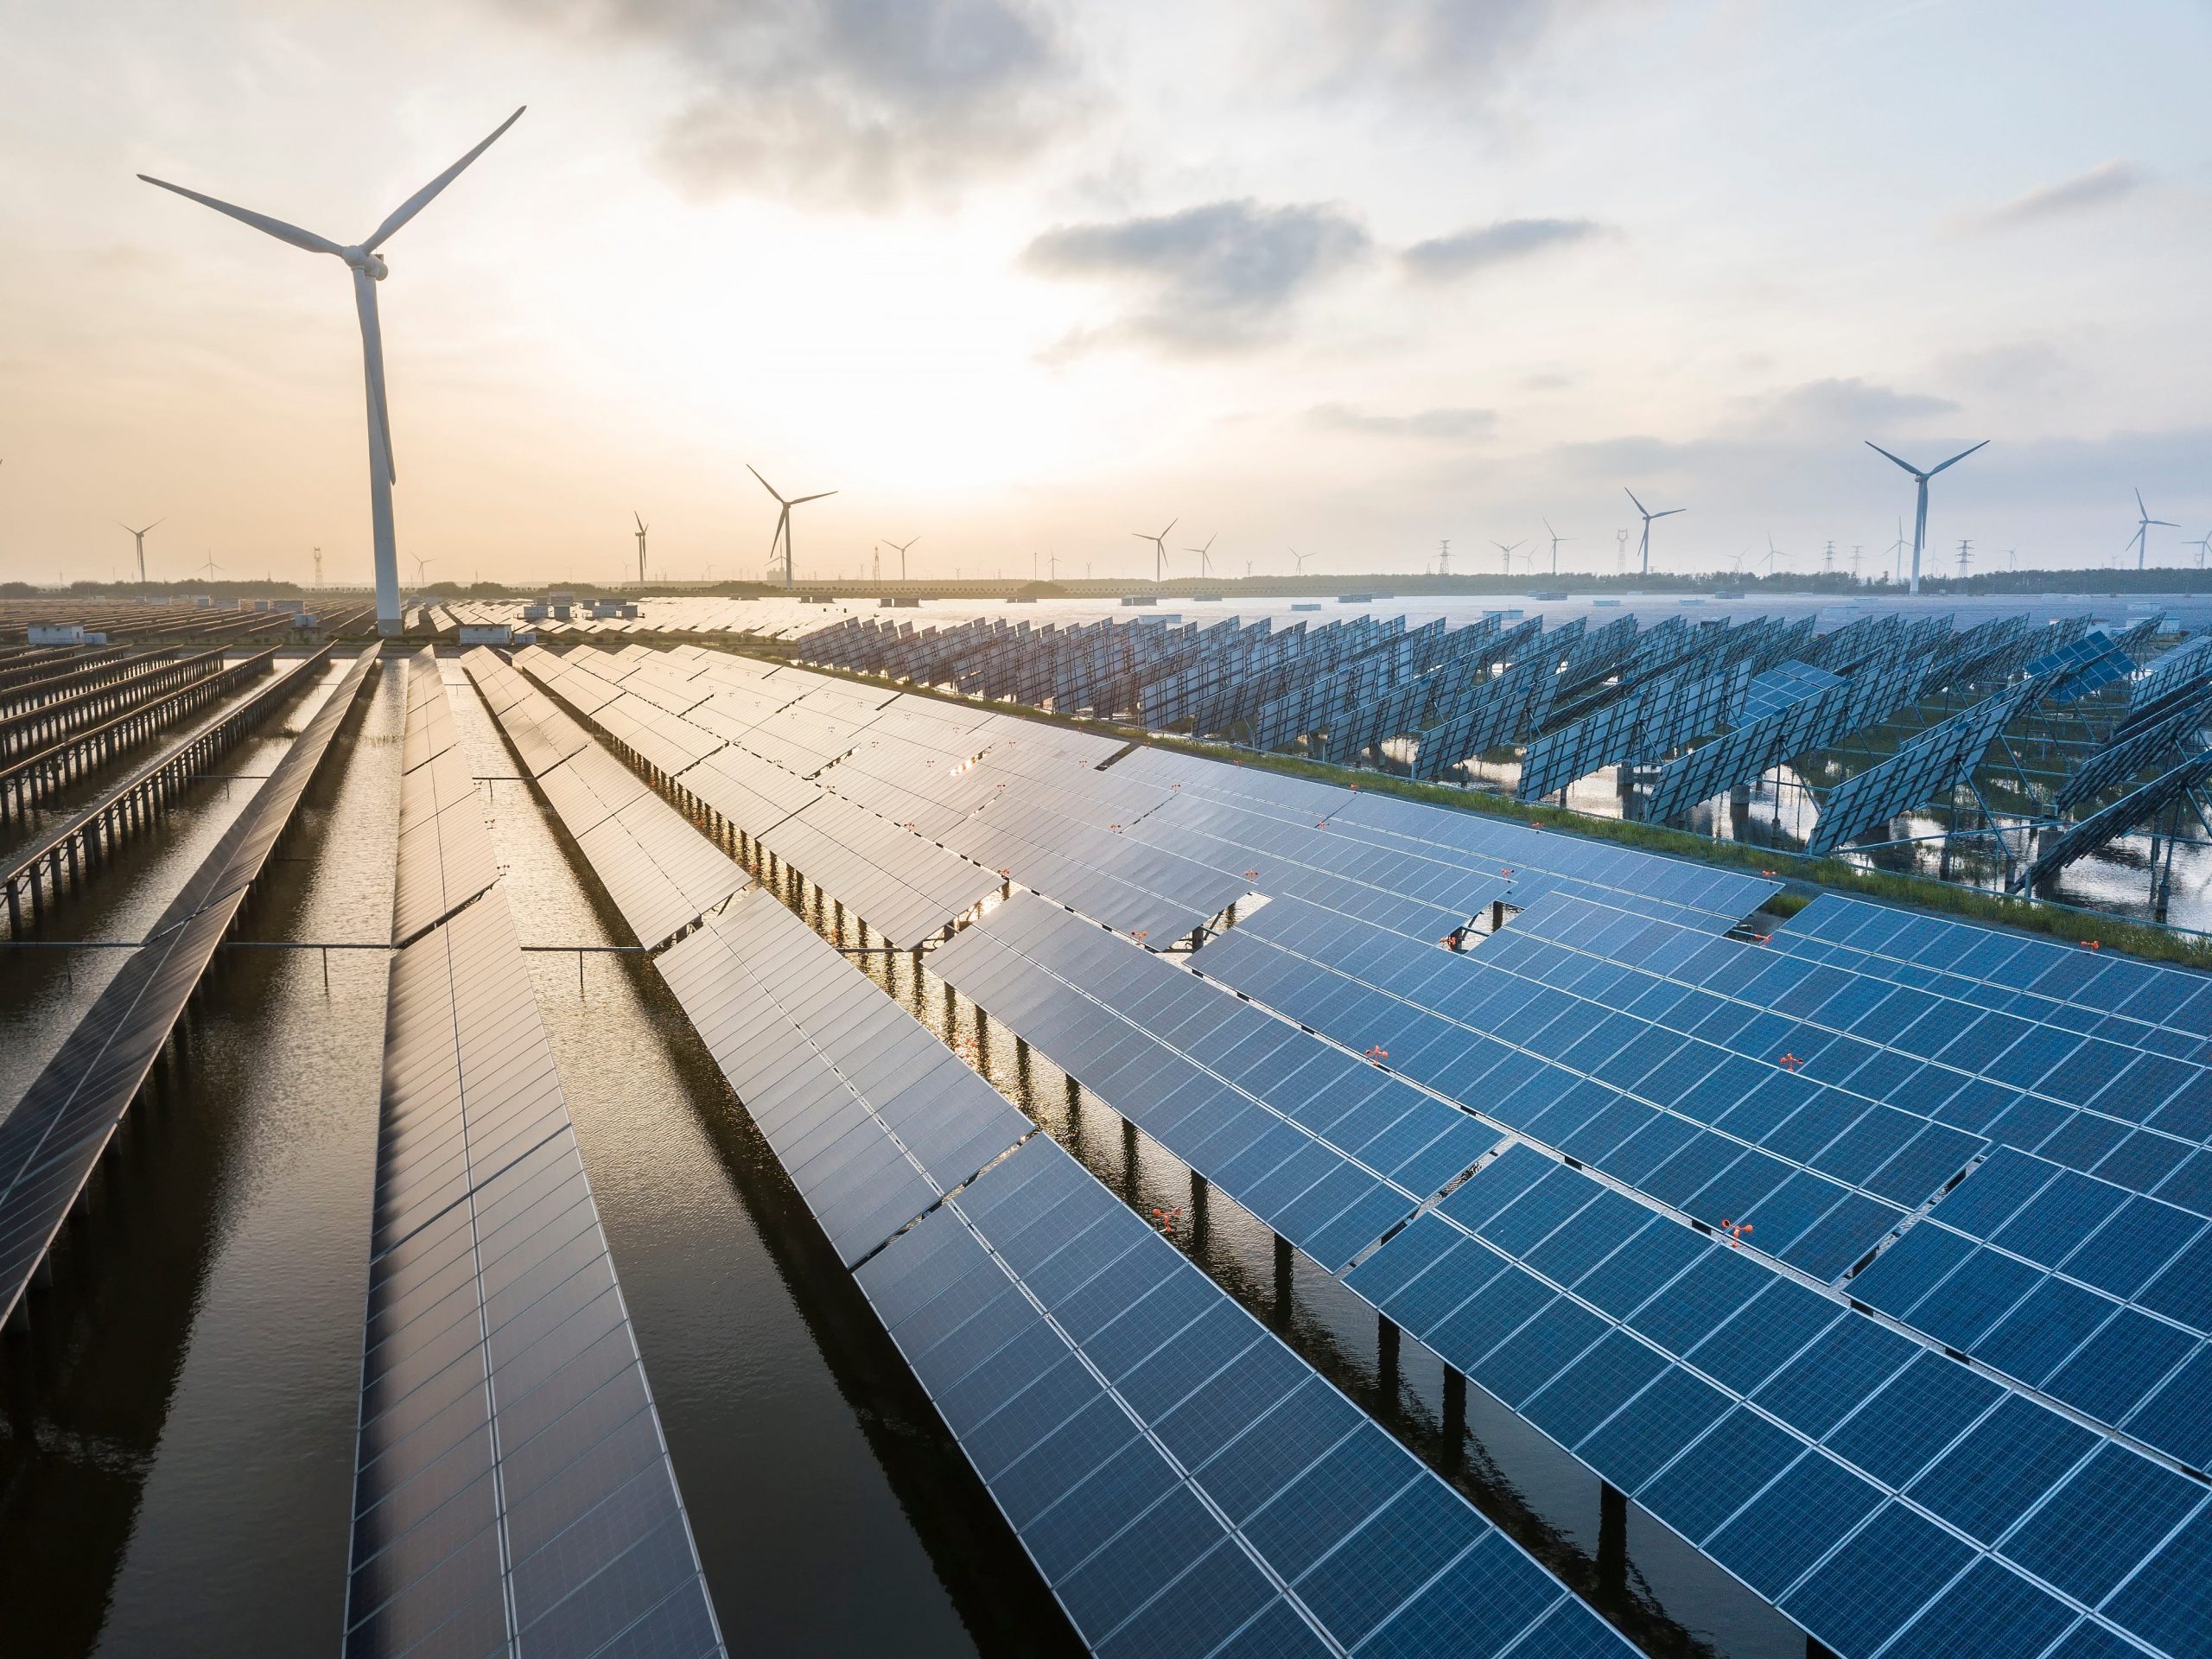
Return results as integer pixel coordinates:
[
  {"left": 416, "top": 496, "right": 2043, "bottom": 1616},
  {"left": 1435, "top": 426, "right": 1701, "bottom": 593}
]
[
  {"left": 346, "top": 652, "right": 720, "bottom": 1659},
  {"left": 1804, "top": 678, "right": 2046, "bottom": 858},
  {"left": 648, "top": 889, "right": 1637, "bottom": 1658},
  {"left": 2054, "top": 684, "right": 2212, "bottom": 814},
  {"left": 0, "top": 645, "right": 379, "bottom": 1329},
  {"left": 391, "top": 650, "right": 500, "bottom": 946},
  {"left": 2019, "top": 752, "right": 2212, "bottom": 892}
]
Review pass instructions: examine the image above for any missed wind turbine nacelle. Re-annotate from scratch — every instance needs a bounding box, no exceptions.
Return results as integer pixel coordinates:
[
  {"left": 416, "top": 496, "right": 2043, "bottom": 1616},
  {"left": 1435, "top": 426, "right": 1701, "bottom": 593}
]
[{"left": 344, "top": 247, "right": 391, "bottom": 280}]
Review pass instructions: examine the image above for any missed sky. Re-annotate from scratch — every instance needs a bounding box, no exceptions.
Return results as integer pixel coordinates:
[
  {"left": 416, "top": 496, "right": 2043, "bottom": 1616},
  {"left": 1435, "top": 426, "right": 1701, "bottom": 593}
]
[{"left": 3, "top": 0, "right": 2209, "bottom": 588}]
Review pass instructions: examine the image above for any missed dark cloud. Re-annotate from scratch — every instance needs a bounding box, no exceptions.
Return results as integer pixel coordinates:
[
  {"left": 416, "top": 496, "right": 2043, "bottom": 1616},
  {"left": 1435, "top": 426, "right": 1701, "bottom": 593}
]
[
  {"left": 1308, "top": 402, "right": 1495, "bottom": 440},
  {"left": 500, "top": 0, "right": 1084, "bottom": 208},
  {"left": 1401, "top": 217, "right": 1607, "bottom": 281},
  {"left": 1023, "top": 199, "right": 1372, "bottom": 353},
  {"left": 1976, "top": 161, "right": 2145, "bottom": 231}
]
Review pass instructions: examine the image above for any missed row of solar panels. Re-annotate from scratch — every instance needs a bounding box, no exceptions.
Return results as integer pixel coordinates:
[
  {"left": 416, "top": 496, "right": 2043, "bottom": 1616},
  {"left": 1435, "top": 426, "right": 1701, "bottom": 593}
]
[
  {"left": 479, "top": 648, "right": 1643, "bottom": 1657},
  {"left": 506, "top": 641, "right": 2212, "bottom": 1654},
  {"left": 0, "top": 646, "right": 379, "bottom": 1331},
  {"left": 346, "top": 652, "right": 721, "bottom": 1658}
]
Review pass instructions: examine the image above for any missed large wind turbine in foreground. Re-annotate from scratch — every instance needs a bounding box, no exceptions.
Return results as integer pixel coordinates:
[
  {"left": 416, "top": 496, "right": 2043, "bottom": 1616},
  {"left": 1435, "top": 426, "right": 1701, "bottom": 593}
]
[
  {"left": 749, "top": 467, "right": 836, "bottom": 588},
  {"left": 118, "top": 519, "right": 162, "bottom": 583},
  {"left": 138, "top": 108, "right": 526, "bottom": 635},
  {"left": 1866, "top": 439, "right": 1985, "bottom": 596}
]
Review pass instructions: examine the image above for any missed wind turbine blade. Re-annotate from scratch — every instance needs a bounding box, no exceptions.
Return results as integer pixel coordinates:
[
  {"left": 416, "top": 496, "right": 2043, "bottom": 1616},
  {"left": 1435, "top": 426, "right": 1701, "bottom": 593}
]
[
  {"left": 366, "top": 107, "right": 526, "bottom": 251},
  {"left": 790, "top": 491, "right": 838, "bottom": 505},
  {"left": 1656, "top": 508, "right": 1687, "bottom": 519},
  {"left": 2152, "top": 519, "right": 2179, "bottom": 528},
  {"left": 1161, "top": 519, "right": 1178, "bottom": 539},
  {"left": 1927, "top": 439, "right": 1989, "bottom": 475},
  {"left": 1624, "top": 487, "right": 1647, "bottom": 515},
  {"left": 353, "top": 269, "right": 397, "bottom": 484},
  {"left": 747, "top": 465, "right": 785, "bottom": 505},
  {"left": 2137, "top": 486, "right": 2150, "bottom": 517},
  {"left": 138, "top": 175, "right": 345, "bottom": 257},
  {"left": 1864, "top": 441, "right": 1923, "bottom": 477}
]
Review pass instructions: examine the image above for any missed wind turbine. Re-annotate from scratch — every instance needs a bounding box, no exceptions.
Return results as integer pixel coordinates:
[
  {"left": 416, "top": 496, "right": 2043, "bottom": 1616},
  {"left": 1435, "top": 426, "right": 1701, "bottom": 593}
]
[
  {"left": 1887, "top": 518, "right": 1908, "bottom": 584},
  {"left": 1184, "top": 533, "right": 1217, "bottom": 578},
  {"left": 1624, "top": 488, "right": 1684, "bottom": 577},
  {"left": 1133, "top": 518, "right": 1176, "bottom": 581},
  {"left": 1290, "top": 547, "right": 1313, "bottom": 575},
  {"left": 2127, "top": 488, "right": 2178, "bottom": 571},
  {"left": 195, "top": 551, "right": 223, "bottom": 583},
  {"left": 1543, "top": 519, "right": 1569, "bottom": 575},
  {"left": 1865, "top": 439, "right": 1986, "bottom": 595},
  {"left": 632, "top": 512, "right": 649, "bottom": 584},
  {"left": 1756, "top": 534, "right": 1783, "bottom": 576},
  {"left": 887, "top": 535, "right": 918, "bottom": 580},
  {"left": 118, "top": 518, "right": 162, "bottom": 582},
  {"left": 412, "top": 554, "right": 434, "bottom": 587},
  {"left": 140, "top": 107, "right": 526, "bottom": 636},
  {"left": 2186, "top": 531, "right": 2212, "bottom": 570},
  {"left": 749, "top": 466, "right": 837, "bottom": 588},
  {"left": 1491, "top": 538, "right": 1524, "bottom": 575}
]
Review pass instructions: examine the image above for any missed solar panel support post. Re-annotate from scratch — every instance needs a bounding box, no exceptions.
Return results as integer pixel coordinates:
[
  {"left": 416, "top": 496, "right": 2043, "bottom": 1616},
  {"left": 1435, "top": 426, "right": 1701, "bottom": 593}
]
[
  {"left": 1376, "top": 1315, "right": 1400, "bottom": 1422},
  {"left": 1441, "top": 1365, "right": 1465, "bottom": 1459},
  {"left": 1598, "top": 1483, "right": 1628, "bottom": 1610},
  {"left": 1273, "top": 1232, "right": 1294, "bottom": 1329}
]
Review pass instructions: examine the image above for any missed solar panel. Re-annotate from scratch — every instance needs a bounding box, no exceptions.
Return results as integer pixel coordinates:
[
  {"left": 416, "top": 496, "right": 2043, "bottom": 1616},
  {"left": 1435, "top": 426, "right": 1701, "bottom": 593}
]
[
  {"left": 2028, "top": 629, "right": 2136, "bottom": 703},
  {"left": 346, "top": 890, "right": 721, "bottom": 1659},
  {"left": 392, "top": 652, "right": 499, "bottom": 945},
  {"left": 2055, "top": 686, "right": 2212, "bottom": 813},
  {"left": 755, "top": 792, "right": 1001, "bottom": 949},
  {"left": 1738, "top": 659, "right": 1847, "bottom": 722},
  {"left": 2018, "top": 751, "right": 2212, "bottom": 893},
  {"left": 1806, "top": 681, "right": 2042, "bottom": 857},
  {"left": 2133, "top": 633, "right": 2212, "bottom": 711},
  {"left": 644, "top": 886, "right": 1634, "bottom": 1656},
  {"left": 0, "top": 645, "right": 380, "bottom": 1329},
  {"left": 485, "top": 681, "right": 745, "bottom": 947}
]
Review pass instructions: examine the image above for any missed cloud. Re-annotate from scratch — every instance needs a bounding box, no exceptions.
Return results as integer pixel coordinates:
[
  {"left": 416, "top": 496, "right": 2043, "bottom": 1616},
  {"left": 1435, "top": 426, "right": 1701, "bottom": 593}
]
[
  {"left": 499, "top": 0, "right": 1085, "bottom": 208},
  {"left": 1975, "top": 161, "right": 2145, "bottom": 231},
  {"left": 1023, "top": 199, "right": 1372, "bottom": 353},
  {"left": 1308, "top": 402, "right": 1496, "bottom": 440},
  {"left": 1300, "top": 0, "right": 1645, "bottom": 98},
  {"left": 1758, "top": 377, "right": 1957, "bottom": 435},
  {"left": 1401, "top": 217, "right": 1608, "bottom": 281}
]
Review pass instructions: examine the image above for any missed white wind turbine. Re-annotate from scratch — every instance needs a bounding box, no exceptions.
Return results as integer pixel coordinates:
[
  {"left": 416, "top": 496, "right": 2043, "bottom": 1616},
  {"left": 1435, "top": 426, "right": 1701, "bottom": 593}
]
[
  {"left": 1542, "top": 519, "right": 1569, "bottom": 575},
  {"left": 1289, "top": 547, "right": 1313, "bottom": 575},
  {"left": 119, "top": 519, "right": 162, "bottom": 583},
  {"left": 1491, "top": 538, "right": 1524, "bottom": 575},
  {"left": 1133, "top": 518, "right": 1177, "bottom": 581},
  {"left": 632, "top": 512, "right": 649, "bottom": 584},
  {"left": 2185, "top": 531, "right": 2212, "bottom": 571},
  {"left": 1624, "top": 489, "right": 1684, "bottom": 577},
  {"left": 2126, "top": 488, "right": 2177, "bottom": 571},
  {"left": 887, "top": 536, "right": 919, "bottom": 580},
  {"left": 140, "top": 108, "right": 526, "bottom": 636},
  {"left": 1865, "top": 439, "right": 1986, "bottom": 595},
  {"left": 749, "top": 466, "right": 837, "bottom": 588},
  {"left": 1184, "top": 533, "right": 1217, "bottom": 579}
]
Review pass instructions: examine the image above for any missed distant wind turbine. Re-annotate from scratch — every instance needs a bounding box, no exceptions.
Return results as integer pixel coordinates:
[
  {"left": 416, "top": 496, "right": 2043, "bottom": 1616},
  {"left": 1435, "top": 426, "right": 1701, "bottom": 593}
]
[
  {"left": 119, "top": 518, "right": 162, "bottom": 582},
  {"left": 2186, "top": 531, "right": 2212, "bottom": 570},
  {"left": 140, "top": 106, "right": 526, "bottom": 636},
  {"left": 1290, "top": 547, "right": 1312, "bottom": 575},
  {"left": 412, "top": 554, "right": 434, "bottom": 585},
  {"left": 195, "top": 551, "right": 223, "bottom": 583},
  {"left": 1887, "top": 518, "right": 1908, "bottom": 584},
  {"left": 1184, "top": 533, "right": 1217, "bottom": 578},
  {"left": 887, "top": 535, "right": 918, "bottom": 580},
  {"left": 1543, "top": 520, "right": 1569, "bottom": 575},
  {"left": 749, "top": 466, "right": 837, "bottom": 588},
  {"left": 2127, "top": 488, "right": 2178, "bottom": 571},
  {"left": 1491, "top": 538, "right": 1524, "bottom": 575},
  {"left": 1624, "top": 489, "right": 1684, "bottom": 577},
  {"left": 1133, "top": 519, "right": 1177, "bottom": 581},
  {"left": 1866, "top": 439, "right": 1986, "bottom": 595},
  {"left": 632, "top": 512, "right": 649, "bottom": 583}
]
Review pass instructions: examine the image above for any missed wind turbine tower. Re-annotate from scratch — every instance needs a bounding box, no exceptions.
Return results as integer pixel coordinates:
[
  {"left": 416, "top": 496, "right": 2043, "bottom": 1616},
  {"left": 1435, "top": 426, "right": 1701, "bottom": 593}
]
[
  {"left": 1133, "top": 519, "right": 1177, "bottom": 581},
  {"left": 313, "top": 545, "right": 323, "bottom": 587},
  {"left": 1624, "top": 489, "right": 1685, "bottom": 578},
  {"left": 633, "top": 512, "right": 649, "bottom": 583},
  {"left": 1866, "top": 439, "right": 1986, "bottom": 595},
  {"left": 2127, "top": 489, "right": 2178, "bottom": 571},
  {"left": 749, "top": 466, "right": 837, "bottom": 588},
  {"left": 1544, "top": 520, "right": 1568, "bottom": 575},
  {"left": 118, "top": 519, "right": 162, "bottom": 583},
  {"left": 887, "top": 536, "right": 918, "bottom": 580},
  {"left": 141, "top": 107, "right": 526, "bottom": 636}
]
